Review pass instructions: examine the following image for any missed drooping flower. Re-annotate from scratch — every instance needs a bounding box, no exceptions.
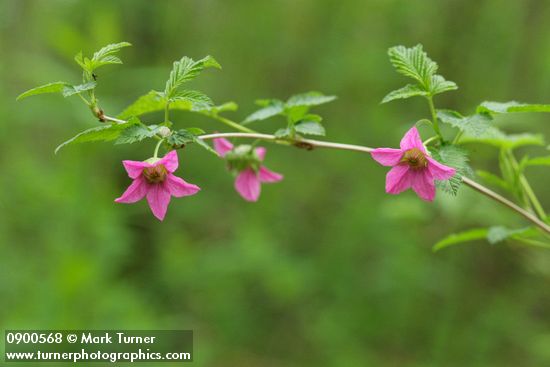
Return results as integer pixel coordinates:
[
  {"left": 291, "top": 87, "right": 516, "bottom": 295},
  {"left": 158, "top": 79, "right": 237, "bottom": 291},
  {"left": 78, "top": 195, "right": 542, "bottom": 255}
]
[
  {"left": 370, "top": 126, "right": 456, "bottom": 201},
  {"left": 213, "top": 138, "right": 283, "bottom": 202},
  {"left": 115, "top": 150, "right": 200, "bottom": 220}
]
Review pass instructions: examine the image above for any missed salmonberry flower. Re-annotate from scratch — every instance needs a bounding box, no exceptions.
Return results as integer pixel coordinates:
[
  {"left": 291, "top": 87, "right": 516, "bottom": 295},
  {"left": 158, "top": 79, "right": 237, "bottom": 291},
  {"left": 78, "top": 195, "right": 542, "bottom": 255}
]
[
  {"left": 213, "top": 138, "right": 283, "bottom": 202},
  {"left": 115, "top": 150, "right": 200, "bottom": 220},
  {"left": 371, "top": 126, "right": 456, "bottom": 201}
]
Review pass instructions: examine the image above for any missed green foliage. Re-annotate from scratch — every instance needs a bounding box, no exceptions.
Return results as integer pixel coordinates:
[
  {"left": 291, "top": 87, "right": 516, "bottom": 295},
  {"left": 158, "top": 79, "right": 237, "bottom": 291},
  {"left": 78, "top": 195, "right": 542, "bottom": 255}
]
[
  {"left": 166, "top": 129, "right": 217, "bottom": 155},
  {"left": 244, "top": 92, "right": 335, "bottom": 138},
  {"left": 386, "top": 44, "right": 457, "bottom": 99},
  {"left": 163, "top": 55, "right": 220, "bottom": 100},
  {"left": 75, "top": 42, "right": 132, "bottom": 73},
  {"left": 381, "top": 84, "right": 427, "bottom": 103},
  {"left": 55, "top": 118, "right": 139, "bottom": 154},
  {"left": 522, "top": 156, "right": 550, "bottom": 167},
  {"left": 433, "top": 228, "right": 489, "bottom": 251},
  {"left": 477, "top": 101, "right": 550, "bottom": 114},
  {"left": 118, "top": 90, "right": 211, "bottom": 119},
  {"left": 437, "top": 109, "right": 493, "bottom": 137},
  {"left": 115, "top": 124, "right": 162, "bottom": 145},
  {"left": 460, "top": 130, "right": 544, "bottom": 149},
  {"left": 429, "top": 145, "right": 471, "bottom": 195},
  {"left": 476, "top": 170, "right": 511, "bottom": 192},
  {"left": 61, "top": 82, "right": 97, "bottom": 97},
  {"left": 16, "top": 82, "right": 68, "bottom": 100}
]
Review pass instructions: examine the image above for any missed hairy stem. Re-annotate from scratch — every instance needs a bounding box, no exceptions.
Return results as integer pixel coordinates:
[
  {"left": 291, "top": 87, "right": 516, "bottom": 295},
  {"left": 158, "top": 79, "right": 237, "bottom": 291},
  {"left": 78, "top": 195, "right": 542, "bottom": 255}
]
[{"left": 426, "top": 96, "right": 443, "bottom": 141}]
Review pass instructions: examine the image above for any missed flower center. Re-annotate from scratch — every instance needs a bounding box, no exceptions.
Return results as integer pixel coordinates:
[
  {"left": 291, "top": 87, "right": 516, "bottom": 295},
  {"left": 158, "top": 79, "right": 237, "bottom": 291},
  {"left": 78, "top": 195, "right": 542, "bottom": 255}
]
[
  {"left": 143, "top": 165, "right": 168, "bottom": 183},
  {"left": 401, "top": 148, "right": 428, "bottom": 170}
]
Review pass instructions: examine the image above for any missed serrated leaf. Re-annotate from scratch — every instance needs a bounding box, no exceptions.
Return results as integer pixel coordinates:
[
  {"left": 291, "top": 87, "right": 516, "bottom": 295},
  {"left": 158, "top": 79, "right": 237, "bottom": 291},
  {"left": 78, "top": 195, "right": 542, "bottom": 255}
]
[
  {"left": 460, "top": 128, "right": 544, "bottom": 149},
  {"left": 167, "top": 129, "right": 217, "bottom": 155},
  {"left": 171, "top": 90, "right": 213, "bottom": 110},
  {"left": 243, "top": 100, "right": 285, "bottom": 124},
  {"left": 430, "top": 75, "right": 458, "bottom": 95},
  {"left": 388, "top": 44, "right": 438, "bottom": 89},
  {"left": 381, "top": 84, "right": 428, "bottom": 103},
  {"left": 55, "top": 119, "right": 138, "bottom": 154},
  {"left": 201, "top": 101, "right": 238, "bottom": 115},
  {"left": 17, "top": 82, "right": 68, "bottom": 100},
  {"left": 118, "top": 90, "right": 204, "bottom": 119},
  {"left": 89, "top": 42, "right": 131, "bottom": 70},
  {"left": 118, "top": 91, "right": 167, "bottom": 119},
  {"left": 429, "top": 145, "right": 471, "bottom": 195},
  {"left": 437, "top": 110, "right": 493, "bottom": 137},
  {"left": 433, "top": 228, "right": 489, "bottom": 251},
  {"left": 274, "top": 128, "right": 291, "bottom": 138},
  {"left": 115, "top": 123, "right": 161, "bottom": 145},
  {"left": 478, "top": 101, "right": 550, "bottom": 114},
  {"left": 294, "top": 120, "right": 326, "bottom": 136},
  {"left": 285, "top": 91, "right": 336, "bottom": 107},
  {"left": 186, "top": 127, "right": 205, "bottom": 135},
  {"left": 61, "top": 81, "right": 96, "bottom": 97},
  {"left": 164, "top": 55, "right": 220, "bottom": 99}
]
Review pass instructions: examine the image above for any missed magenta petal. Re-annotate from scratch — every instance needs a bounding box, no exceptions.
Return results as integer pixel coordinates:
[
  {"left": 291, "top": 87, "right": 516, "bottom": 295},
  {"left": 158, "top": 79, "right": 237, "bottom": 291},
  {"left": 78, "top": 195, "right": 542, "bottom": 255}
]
[
  {"left": 122, "top": 160, "right": 150, "bottom": 179},
  {"left": 115, "top": 178, "right": 149, "bottom": 203},
  {"left": 427, "top": 157, "right": 456, "bottom": 180},
  {"left": 385, "top": 165, "right": 412, "bottom": 194},
  {"left": 235, "top": 168, "right": 261, "bottom": 202},
  {"left": 255, "top": 147, "right": 267, "bottom": 161},
  {"left": 213, "top": 138, "right": 234, "bottom": 157},
  {"left": 371, "top": 148, "right": 404, "bottom": 166},
  {"left": 411, "top": 169, "right": 436, "bottom": 201},
  {"left": 164, "top": 174, "right": 201, "bottom": 197},
  {"left": 146, "top": 184, "right": 172, "bottom": 220},
  {"left": 258, "top": 166, "right": 283, "bottom": 183},
  {"left": 399, "top": 126, "right": 425, "bottom": 152},
  {"left": 156, "top": 150, "right": 179, "bottom": 172}
]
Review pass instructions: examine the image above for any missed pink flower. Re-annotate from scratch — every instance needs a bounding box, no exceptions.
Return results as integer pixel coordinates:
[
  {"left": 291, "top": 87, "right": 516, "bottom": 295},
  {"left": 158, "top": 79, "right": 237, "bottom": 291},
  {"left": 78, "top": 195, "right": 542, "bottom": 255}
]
[
  {"left": 213, "top": 138, "right": 283, "bottom": 202},
  {"left": 371, "top": 126, "right": 456, "bottom": 201},
  {"left": 115, "top": 150, "right": 200, "bottom": 220}
]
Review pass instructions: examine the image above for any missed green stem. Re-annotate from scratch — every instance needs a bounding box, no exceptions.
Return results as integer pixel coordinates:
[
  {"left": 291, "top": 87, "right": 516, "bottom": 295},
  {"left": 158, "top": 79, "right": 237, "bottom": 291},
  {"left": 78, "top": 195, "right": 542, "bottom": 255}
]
[
  {"left": 164, "top": 102, "right": 171, "bottom": 125},
  {"left": 76, "top": 93, "right": 91, "bottom": 106},
  {"left": 211, "top": 115, "right": 257, "bottom": 133},
  {"left": 427, "top": 96, "right": 444, "bottom": 142},
  {"left": 507, "top": 151, "right": 547, "bottom": 220},
  {"left": 153, "top": 138, "right": 164, "bottom": 158}
]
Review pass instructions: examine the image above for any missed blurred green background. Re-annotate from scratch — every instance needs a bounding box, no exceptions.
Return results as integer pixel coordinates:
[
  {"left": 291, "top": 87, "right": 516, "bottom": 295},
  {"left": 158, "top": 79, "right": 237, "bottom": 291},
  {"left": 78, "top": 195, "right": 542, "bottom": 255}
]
[{"left": 1, "top": 0, "right": 550, "bottom": 366}]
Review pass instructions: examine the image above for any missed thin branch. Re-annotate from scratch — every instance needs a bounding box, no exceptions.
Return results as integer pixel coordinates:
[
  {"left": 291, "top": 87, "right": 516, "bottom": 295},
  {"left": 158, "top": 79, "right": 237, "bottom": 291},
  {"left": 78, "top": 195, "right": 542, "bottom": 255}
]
[
  {"left": 462, "top": 177, "right": 550, "bottom": 235},
  {"left": 101, "top": 117, "right": 550, "bottom": 235}
]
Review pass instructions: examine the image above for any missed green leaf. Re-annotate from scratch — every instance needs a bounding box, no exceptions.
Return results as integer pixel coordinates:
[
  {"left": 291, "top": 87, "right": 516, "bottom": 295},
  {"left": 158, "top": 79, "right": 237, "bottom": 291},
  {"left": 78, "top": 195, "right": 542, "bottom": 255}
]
[
  {"left": 164, "top": 55, "right": 221, "bottom": 99},
  {"left": 285, "top": 91, "right": 336, "bottom": 108},
  {"left": 437, "top": 110, "right": 493, "bottom": 137},
  {"left": 460, "top": 128, "right": 544, "bottom": 149},
  {"left": 478, "top": 101, "right": 550, "bottom": 114},
  {"left": 170, "top": 90, "right": 213, "bottom": 110},
  {"left": 89, "top": 42, "right": 132, "bottom": 70},
  {"left": 61, "top": 81, "right": 96, "bottom": 97},
  {"left": 167, "top": 129, "right": 217, "bottom": 155},
  {"left": 487, "top": 226, "right": 531, "bottom": 245},
  {"left": 17, "top": 82, "right": 68, "bottom": 100},
  {"left": 115, "top": 123, "right": 161, "bottom": 145},
  {"left": 429, "top": 145, "right": 471, "bottom": 195},
  {"left": 388, "top": 44, "right": 438, "bottom": 89},
  {"left": 201, "top": 102, "right": 238, "bottom": 115},
  {"left": 430, "top": 75, "right": 458, "bottom": 95},
  {"left": 294, "top": 120, "right": 326, "bottom": 136},
  {"left": 118, "top": 91, "right": 167, "bottom": 119},
  {"left": 433, "top": 228, "right": 489, "bottom": 251},
  {"left": 387, "top": 44, "right": 457, "bottom": 96},
  {"left": 55, "top": 119, "right": 138, "bottom": 154},
  {"left": 523, "top": 156, "right": 550, "bottom": 167},
  {"left": 381, "top": 84, "right": 428, "bottom": 103},
  {"left": 243, "top": 100, "right": 285, "bottom": 124}
]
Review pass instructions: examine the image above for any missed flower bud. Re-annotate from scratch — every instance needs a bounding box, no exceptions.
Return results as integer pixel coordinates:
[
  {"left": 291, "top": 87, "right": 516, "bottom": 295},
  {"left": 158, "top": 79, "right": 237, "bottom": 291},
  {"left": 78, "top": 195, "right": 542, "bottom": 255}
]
[{"left": 158, "top": 126, "right": 171, "bottom": 138}]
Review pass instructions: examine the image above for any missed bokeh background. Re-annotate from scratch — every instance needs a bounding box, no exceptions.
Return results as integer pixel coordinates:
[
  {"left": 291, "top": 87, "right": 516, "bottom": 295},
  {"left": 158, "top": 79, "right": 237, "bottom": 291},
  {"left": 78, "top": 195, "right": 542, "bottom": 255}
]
[{"left": 1, "top": 0, "right": 550, "bottom": 366}]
